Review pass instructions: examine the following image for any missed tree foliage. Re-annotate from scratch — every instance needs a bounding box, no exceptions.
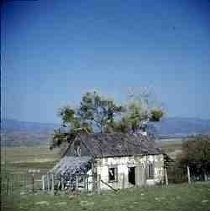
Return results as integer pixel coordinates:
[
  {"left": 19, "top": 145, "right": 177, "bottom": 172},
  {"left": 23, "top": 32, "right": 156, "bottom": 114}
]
[
  {"left": 177, "top": 135, "right": 210, "bottom": 181},
  {"left": 150, "top": 109, "right": 164, "bottom": 122},
  {"left": 109, "top": 91, "right": 163, "bottom": 135},
  {"left": 50, "top": 90, "right": 164, "bottom": 149},
  {"left": 78, "top": 91, "right": 124, "bottom": 132}
]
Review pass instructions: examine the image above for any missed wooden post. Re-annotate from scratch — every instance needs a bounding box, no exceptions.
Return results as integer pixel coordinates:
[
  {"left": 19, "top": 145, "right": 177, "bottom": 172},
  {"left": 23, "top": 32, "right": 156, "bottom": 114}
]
[
  {"left": 6, "top": 177, "right": 9, "bottom": 196},
  {"left": 122, "top": 173, "right": 125, "bottom": 189},
  {"left": 51, "top": 174, "right": 54, "bottom": 194},
  {"left": 86, "top": 176, "right": 89, "bottom": 192},
  {"left": 93, "top": 173, "right": 96, "bottom": 194},
  {"left": 75, "top": 176, "right": 78, "bottom": 191},
  {"left": 143, "top": 166, "right": 147, "bottom": 187},
  {"left": 10, "top": 180, "right": 12, "bottom": 196},
  {"left": 8, "top": 179, "right": 10, "bottom": 195},
  {"left": 25, "top": 174, "right": 28, "bottom": 192},
  {"left": 31, "top": 174, "right": 35, "bottom": 193},
  {"left": 164, "top": 168, "right": 168, "bottom": 186},
  {"left": 204, "top": 173, "right": 208, "bottom": 182},
  {"left": 42, "top": 175, "right": 45, "bottom": 191},
  {"left": 204, "top": 169, "right": 208, "bottom": 182},
  {"left": 83, "top": 176, "right": 87, "bottom": 192},
  {"left": 97, "top": 174, "right": 101, "bottom": 194},
  {"left": 61, "top": 178, "right": 64, "bottom": 190},
  {"left": 100, "top": 179, "right": 118, "bottom": 192},
  {"left": 187, "top": 166, "right": 191, "bottom": 184},
  {"left": 47, "top": 173, "right": 50, "bottom": 191},
  {"left": 15, "top": 174, "right": 17, "bottom": 195},
  {"left": 23, "top": 174, "right": 26, "bottom": 192}
]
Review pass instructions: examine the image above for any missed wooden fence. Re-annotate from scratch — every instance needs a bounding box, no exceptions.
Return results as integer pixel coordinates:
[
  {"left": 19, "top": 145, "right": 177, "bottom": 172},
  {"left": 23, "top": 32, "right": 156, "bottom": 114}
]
[
  {"left": 41, "top": 172, "right": 96, "bottom": 194},
  {"left": 1, "top": 172, "right": 44, "bottom": 196},
  {"left": 2, "top": 166, "right": 209, "bottom": 197}
]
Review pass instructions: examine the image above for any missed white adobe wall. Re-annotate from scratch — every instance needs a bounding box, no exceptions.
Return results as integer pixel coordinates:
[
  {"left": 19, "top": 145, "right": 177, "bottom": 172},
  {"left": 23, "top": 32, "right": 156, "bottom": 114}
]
[{"left": 94, "top": 154, "right": 164, "bottom": 190}]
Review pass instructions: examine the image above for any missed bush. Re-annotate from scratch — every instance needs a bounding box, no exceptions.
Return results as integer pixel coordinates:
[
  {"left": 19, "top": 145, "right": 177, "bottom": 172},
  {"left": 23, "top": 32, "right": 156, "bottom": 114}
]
[{"left": 167, "top": 161, "right": 187, "bottom": 184}]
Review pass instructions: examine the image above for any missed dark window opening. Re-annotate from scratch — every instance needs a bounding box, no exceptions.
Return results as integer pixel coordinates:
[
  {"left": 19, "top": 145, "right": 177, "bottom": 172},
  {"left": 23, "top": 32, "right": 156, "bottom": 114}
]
[
  {"left": 108, "top": 167, "right": 117, "bottom": 182},
  {"left": 146, "top": 163, "right": 154, "bottom": 179},
  {"left": 128, "top": 167, "right": 136, "bottom": 185}
]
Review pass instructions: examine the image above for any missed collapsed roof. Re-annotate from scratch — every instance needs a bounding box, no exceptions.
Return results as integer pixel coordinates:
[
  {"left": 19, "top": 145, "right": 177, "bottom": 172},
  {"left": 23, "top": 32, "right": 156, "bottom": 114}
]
[
  {"left": 52, "top": 156, "right": 92, "bottom": 181},
  {"left": 72, "top": 132, "right": 162, "bottom": 158}
]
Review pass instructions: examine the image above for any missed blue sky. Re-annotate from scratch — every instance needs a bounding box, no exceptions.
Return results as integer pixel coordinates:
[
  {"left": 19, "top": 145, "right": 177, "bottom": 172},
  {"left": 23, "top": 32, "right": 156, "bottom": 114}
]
[{"left": 1, "top": 0, "right": 210, "bottom": 123}]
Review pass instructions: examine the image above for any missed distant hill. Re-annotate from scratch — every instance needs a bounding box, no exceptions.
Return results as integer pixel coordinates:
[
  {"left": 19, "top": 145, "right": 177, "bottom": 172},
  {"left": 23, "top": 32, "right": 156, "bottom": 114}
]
[
  {"left": 1, "top": 117, "right": 210, "bottom": 146},
  {"left": 151, "top": 117, "right": 210, "bottom": 138},
  {"left": 1, "top": 119, "right": 58, "bottom": 147}
]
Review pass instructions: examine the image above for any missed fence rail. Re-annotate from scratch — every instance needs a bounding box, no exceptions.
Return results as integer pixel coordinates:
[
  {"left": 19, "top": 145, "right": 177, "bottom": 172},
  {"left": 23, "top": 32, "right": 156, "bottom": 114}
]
[
  {"left": 1, "top": 172, "right": 44, "bottom": 196},
  {"left": 1, "top": 166, "right": 210, "bottom": 197}
]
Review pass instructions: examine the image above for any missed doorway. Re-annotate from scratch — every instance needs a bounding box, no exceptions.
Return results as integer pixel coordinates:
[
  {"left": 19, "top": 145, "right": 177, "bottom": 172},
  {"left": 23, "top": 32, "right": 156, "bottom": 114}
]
[{"left": 128, "top": 167, "right": 136, "bottom": 185}]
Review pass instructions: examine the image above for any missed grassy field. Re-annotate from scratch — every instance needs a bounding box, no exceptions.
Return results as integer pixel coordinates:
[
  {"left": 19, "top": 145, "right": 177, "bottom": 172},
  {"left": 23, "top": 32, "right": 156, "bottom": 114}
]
[
  {"left": 156, "top": 138, "right": 183, "bottom": 159},
  {"left": 1, "top": 146, "right": 59, "bottom": 175},
  {"left": 0, "top": 140, "right": 183, "bottom": 177},
  {"left": 1, "top": 146, "right": 59, "bottom": 163},
  {"left": 2, "top": 183, "right": 210, "bottom": 211},
  {"left": 2, "top": 141, "right": 210, "bottom": 211},
  {"left": 1, "top": 146, "right": 60, "bottom": 197}
]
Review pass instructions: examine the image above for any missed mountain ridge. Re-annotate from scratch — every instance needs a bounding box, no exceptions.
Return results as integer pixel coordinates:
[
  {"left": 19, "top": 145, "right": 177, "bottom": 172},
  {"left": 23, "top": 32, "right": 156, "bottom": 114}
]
[{"left": 1, "top": 117, "right": 210, "bottom": 146}]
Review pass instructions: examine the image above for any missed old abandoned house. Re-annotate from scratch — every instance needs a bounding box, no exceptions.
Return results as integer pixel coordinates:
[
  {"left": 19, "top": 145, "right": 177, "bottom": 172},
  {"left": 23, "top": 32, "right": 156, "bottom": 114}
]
[{"left": 50, "top": 133, "right": 164, "bottom": 192}]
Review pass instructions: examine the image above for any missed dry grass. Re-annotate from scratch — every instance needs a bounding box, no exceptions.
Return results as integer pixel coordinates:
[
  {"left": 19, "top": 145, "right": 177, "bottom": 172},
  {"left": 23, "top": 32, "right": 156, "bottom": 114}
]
[
  {"left": 2, "top": 183, "right": 210, "bottom": 211},
  {"left": 1, "top": 144, "right": 210, "bottom": 211},
  {"left": 1, "top": 146, "right": 59, "bottom": 164}
]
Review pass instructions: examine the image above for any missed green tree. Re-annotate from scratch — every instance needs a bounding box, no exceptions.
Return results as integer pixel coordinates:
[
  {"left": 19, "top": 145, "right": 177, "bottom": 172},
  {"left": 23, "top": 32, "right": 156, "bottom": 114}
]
[
  {"left": 50, "top": 91, "right": 123, "bottom": 148},
  {"left": 113, "top": 90, "right": 163, "bottom": 134},
  {"left": 79, "top": 91, "right": 124, "bottom": 132},
  {"left": 50, "top": 89, "right": 164, "bottom": 149},
  {"left": 178, "top": 135, "right": 210, "bottom": 181}
]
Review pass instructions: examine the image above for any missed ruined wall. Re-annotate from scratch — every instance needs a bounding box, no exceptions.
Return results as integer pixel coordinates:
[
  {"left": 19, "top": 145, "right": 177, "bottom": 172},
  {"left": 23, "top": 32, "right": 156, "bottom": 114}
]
[{"left": 94, "top": 154, "right": 164, "bottom": 190}]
